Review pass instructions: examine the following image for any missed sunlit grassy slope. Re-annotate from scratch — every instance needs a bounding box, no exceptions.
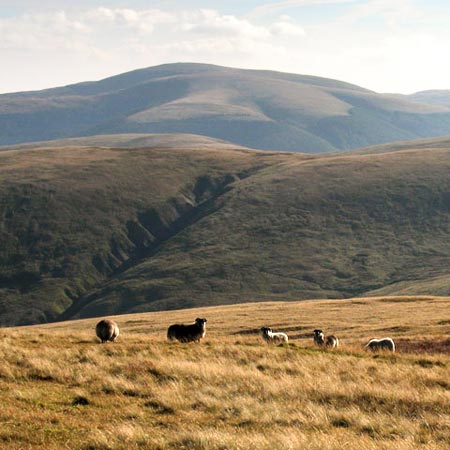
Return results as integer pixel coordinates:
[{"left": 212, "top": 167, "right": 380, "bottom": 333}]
[
  {"left": 0, "top": 133, "right": 246, "bottom": 152},
  {"left": 1, "top": 296, "right": 449, "bottom": 449},
  {"left": 2, "top": 135, "right": 450, "bottom": 325}
]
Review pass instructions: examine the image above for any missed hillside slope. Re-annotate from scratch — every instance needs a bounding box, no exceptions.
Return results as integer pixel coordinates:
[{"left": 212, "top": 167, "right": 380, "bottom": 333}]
[
  {"left": 0, "top": 133, "right": 246, "bottom": 152},
  {"left": 0, "top": 141, "right": 281, "bottom": 325},
  {"left": 407, "top": 89, "right": 450, "bottom": 109},
  {"left": 2, "top": 63, "right": 450, "bottom": 152},
  {"left": 2, "top": 135, "right": 450, "bottom": 325}
]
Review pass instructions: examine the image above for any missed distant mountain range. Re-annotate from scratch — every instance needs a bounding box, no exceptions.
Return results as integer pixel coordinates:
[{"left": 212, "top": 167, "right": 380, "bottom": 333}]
[
  {"left": 2, "top": 134, "right": 450, "bottom": 325},
  {"left": 2, "top": 63, "right": 450, "bottom": 152}
]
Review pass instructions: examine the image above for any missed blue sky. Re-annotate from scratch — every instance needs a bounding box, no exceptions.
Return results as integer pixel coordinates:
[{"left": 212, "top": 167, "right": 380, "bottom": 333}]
[{"left": 1, "top": 0, "right": 450, "bottom": 94}]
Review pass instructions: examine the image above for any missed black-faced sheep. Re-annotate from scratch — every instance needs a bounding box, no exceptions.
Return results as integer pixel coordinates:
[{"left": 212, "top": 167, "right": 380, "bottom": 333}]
[
  {"left": 261, "top": 327, "right": 289, "bottom": 344},
  {"left": 167, "top": 318, "right": 207, "bottom": 343},
  {"left": 313, "top": 329, "right": 339, "bottom": 348},
  {"left": 96, "top": 319, "right": 120, "bottom": 343},
  {"left": 365, "top": 337, "right": 395, "bottom": 352}
]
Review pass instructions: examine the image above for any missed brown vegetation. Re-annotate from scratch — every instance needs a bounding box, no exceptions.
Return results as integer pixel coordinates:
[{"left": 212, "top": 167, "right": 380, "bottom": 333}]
[{"left": 0, "top": 296, "right": 449, "bottom": 449}]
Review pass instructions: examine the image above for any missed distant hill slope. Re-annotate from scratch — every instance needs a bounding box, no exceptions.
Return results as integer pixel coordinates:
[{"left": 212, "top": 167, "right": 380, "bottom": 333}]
[
  {"left": 0, "top": 133, "right": 247, "bottom": 152},
  {"left": 2, "top": 135, "right": 450, "bottom": 325},
  {"left": 339, "top": 135, "right": 450, "bottom": 156},
  {"left": 2, "top": 63, "right": 450, "bottom": 152},
  {"left": 407, "top": 90, "right": 450, "bottom": 109}
]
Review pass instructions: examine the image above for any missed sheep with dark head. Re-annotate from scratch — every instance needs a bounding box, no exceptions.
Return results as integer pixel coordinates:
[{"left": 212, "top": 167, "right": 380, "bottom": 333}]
[
  {"left": 96, "top": 319, "right": 119, "bottom": 343},
  {"left": 313, "top": 329, "right": 339, "bottom": 348},
  {"left": 167, "top": 318, "right": 207, "bottom": 343},
  {"left": 365, "top": 337, "right": 395, "bottom": 352},
  {"left": 260, "top": 327, "right": 288, "bottom": 344}
]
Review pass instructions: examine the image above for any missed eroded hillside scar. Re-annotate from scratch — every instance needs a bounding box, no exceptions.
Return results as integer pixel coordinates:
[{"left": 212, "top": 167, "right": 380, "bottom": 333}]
[{"left": 57, "top": 166, "right": 267, "bottom": 321}]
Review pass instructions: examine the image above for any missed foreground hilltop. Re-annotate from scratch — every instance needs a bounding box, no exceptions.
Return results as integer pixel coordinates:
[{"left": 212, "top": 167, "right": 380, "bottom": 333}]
[
  {"left": 2, "top": 134, "right": 450, "bottom": 325},
  {"left": 2, "top": 297, "right": 450, "bottom": 449},
  {"left": 2, "top": 63, "right": 450, "bottom": 151}
]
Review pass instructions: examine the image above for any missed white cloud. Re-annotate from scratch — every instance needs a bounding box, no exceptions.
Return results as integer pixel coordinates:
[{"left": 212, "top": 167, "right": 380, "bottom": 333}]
[
  {"left": 270, "top": 19, "right": 305, "bottom": 36},
  {"left": 248, "top": 0, "right": 357, "bottom": 19},
  {"left": 0, "top": 7, "right": 306, "bottom": 58},
  {"left": 0, "top": 10, "right": 90, "bottom": 51},
  {"left": 85, "top": 7, "right": 175, "bottom": 33},
  {"left": 338, "top": 0, "right": 423, "bottom": 27},
  {"left": 181, "top": 9, "right": 270, "bottom": 39}
]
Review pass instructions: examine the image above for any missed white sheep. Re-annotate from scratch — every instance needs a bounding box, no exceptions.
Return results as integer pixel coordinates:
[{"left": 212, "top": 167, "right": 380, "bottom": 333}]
[
  {"left": 365, "top": 337, "right": 395, "bottom": 352},
  {"left": 261, "top": 327, "right": 289, "bottom": 344}
]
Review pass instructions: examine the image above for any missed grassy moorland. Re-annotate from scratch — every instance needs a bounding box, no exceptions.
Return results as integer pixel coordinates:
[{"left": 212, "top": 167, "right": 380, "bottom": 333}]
[
  {"left": 0, "top": 296, "right": 449, "bottom": 449},
  {"left": 2, "top": 136, "right": 450, "bottom": 325}
]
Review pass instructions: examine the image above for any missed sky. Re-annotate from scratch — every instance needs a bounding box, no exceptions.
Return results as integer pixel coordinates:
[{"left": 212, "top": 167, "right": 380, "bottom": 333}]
[{"left": 1, "top": 0, "right": 450, "bottom": 94}]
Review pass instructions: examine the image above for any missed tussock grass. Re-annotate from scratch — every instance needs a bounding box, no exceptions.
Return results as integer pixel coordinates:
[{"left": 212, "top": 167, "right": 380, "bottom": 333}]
[{"left": 1, "top": 296, "right": 449, "bottom": 448}]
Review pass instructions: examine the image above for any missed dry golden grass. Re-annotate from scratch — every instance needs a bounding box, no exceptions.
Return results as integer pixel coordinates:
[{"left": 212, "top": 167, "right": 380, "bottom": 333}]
[{"left": 1, "top": 296, "right": 449, "bottom": 449}]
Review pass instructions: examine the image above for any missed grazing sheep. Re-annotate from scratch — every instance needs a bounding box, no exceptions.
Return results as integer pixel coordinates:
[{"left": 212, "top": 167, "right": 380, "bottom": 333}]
[
  {"left": 325, "top": 335, "right": 340, "bottom": 348},
  {"left": 260, "top": 327, "right": 289, "bottom": 344},
  {"left": 96, "top": 319, "right": 120, "bottom": 343},
  {"left": 365, "top": 337, "right": 395, "bottom": 352},
  {"left": 313, "top": 329, "right": 339, "bottom": 348},
  {"left": 167, "top": 318, "right": 207, "bottom": 343}
]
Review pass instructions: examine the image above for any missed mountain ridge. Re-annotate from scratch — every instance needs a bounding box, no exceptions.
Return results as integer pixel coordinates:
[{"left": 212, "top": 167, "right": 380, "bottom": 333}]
[{"left": 2, "top": 62, "right": 450, "bottom": 152}]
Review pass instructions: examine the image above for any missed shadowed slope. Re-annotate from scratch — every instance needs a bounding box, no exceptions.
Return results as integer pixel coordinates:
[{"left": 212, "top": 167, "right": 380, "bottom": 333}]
[
  {"left": 71, "top": 145, "right": 450, "bottom": 319},
  {"left": 0, "top": 143, "right": 284, "bottom": 325},
  {"left": 2, "top": 135, "right": 450, "bottom": 325}
]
